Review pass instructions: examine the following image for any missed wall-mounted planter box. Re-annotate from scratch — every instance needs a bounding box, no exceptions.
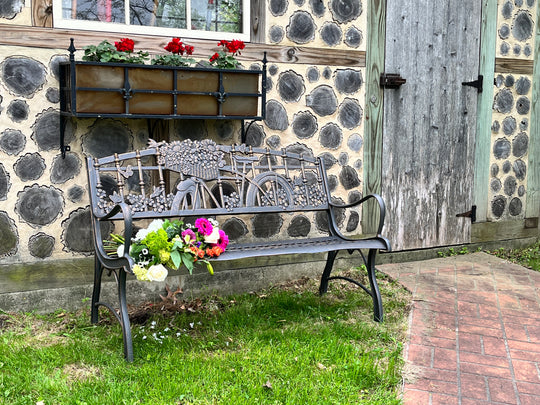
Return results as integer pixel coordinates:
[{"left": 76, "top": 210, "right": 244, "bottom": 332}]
[
  {"left": 58, "top": 39, "right": 267, "bottom": 156},
  {"left": 60, "top": 62, "right": 265, "bottom": 118}
]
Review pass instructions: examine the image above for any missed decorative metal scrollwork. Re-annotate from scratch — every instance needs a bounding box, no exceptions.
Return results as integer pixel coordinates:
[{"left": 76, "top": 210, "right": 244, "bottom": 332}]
[{"left": 149, "top": 139, "right": 225, "bottom": 180}]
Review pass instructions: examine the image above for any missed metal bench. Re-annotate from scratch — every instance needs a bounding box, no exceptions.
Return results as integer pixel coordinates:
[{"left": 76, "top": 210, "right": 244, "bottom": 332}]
[{"left": 86, "top": 138, "right": 391, "bottom": 361}]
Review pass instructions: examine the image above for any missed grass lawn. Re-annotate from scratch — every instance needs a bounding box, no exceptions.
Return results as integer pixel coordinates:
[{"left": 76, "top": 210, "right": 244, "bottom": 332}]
[{"left": 0, "top": 269, "right": 410, "bottom": 405}]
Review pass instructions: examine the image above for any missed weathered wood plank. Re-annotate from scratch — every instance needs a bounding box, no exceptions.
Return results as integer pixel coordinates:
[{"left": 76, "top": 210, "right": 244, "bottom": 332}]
[
  {"left": 0, "top": 24, "right": 366, "bottom": 67},
  {"left": 494, "top": 58, "right": 534, "bottom": 74},
  {"left": 382, "top": 0, "right": 481, "bottom": 250},
  {"left": 525, "top": 5, "right": 540, "bottom": 220},
  {"left": 31, "top": 0, "right": 52, "bottom": 28},
  {"left": 471, "top": 220, "right": 539, "bottom": 243},
  {"left": 362, "top": 0, "right": 385, "bottom": 235},
  {"left": 250, "top": 0, "right": 266, "bottom": 44},
  {"left": 474, "top": 0, "right": 497, "bottom": 223}
]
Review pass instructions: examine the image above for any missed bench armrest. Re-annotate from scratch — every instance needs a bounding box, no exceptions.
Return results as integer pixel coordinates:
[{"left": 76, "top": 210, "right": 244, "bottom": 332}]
[
  {"left": 93, "top": 203, "right": 135, "bottom": 270},
  {"left": 328, "top": 193, "right": 389, "bottom": 246}
]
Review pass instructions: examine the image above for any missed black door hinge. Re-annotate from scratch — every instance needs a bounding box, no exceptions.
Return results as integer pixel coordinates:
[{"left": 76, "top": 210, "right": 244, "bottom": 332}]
[
  {"left": 462, "top": 75, "right": 483, "bottom": 93},
  {"left": 456, "top": 205, "right": 476, "bottom": 223}
]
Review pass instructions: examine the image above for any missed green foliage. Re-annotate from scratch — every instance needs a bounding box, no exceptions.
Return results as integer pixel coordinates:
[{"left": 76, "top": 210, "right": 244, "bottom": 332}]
[
  {"left": 217, "top": 0, "right": 242, "bottom": 33},
  {"left": 151, "top": 53, "right": 196, "bottom": 67},
  {"left": 82, "top": 41, "right": 149, "bottom": 64},
  {"left": 489, "top": 241, "right": 540, "bottom": 271},
  {"left": 0, "top": 273, "right": 410, "bottom": 404},
  {"left": 437, "top": 246, "right": 470, "bottom": 257}
]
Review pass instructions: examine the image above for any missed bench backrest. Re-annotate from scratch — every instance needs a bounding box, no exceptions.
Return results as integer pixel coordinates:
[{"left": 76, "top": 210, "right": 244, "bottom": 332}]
[{"left": 87, "top": 139, "right": 332, "bottom": 220}]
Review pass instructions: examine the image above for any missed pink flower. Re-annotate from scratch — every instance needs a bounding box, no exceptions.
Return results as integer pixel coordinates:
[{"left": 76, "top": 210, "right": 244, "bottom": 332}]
[
  {"left": 181, "top": 229, "right": 196, "bottom": 243},
  {"left": 195, "top": 218, "right": 213, "bottom": 236},
  {"left": 216, "top": 230, "right": 229, "bottom": 250}
]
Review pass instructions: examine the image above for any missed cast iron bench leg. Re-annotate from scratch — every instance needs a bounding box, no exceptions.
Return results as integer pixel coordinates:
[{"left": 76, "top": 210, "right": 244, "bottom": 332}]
[
  {"left": 366, "top": 249, "right": 384, "bottom": 322},
  {"left": 319, "top": 250, "right": 338, "bottom": 295},
  {"left": 91, "top": 256, "right": 103, "bottom": 324},
  {"left": 318, "top": 248, "right": 384, "bottom": 322},
  {"left": 118, "top": 269, "right": 134, "bottom": 362}
]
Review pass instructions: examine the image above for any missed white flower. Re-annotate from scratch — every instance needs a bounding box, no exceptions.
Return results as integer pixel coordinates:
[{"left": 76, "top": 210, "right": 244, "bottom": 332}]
[
  {"left": 204, "top": 226, "right": 220, "bottom": 244},
  {"left": 135, "top": 219, "right": 165, "bottom": 241},
  {"left": 117, "top": 244, "right": 125, "bottom": 257},
  {"left": 146, "top": 264, "right": 168, "bottom": 282}
]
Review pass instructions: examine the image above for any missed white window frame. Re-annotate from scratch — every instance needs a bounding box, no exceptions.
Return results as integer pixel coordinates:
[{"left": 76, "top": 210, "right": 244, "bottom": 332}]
[{"left": 52, "top": 0, "right": 250, "bottom": 42}]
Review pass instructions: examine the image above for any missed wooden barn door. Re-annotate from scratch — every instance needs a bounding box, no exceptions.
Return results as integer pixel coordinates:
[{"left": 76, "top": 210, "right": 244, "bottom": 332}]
[{"left": 381, "top": 0, "right": 482, "bottom": 250}]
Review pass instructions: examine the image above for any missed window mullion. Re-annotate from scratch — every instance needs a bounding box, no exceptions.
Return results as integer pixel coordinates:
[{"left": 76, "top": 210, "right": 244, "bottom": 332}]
[
  {"left": 186, "top": 0, "right": 192, "bottom": 31},
  {"left": 125, "top": 0, "right": 130, "bottom": 25}
]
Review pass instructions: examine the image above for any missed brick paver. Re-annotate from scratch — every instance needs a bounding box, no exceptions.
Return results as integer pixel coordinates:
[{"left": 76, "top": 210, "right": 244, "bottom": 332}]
[{"left": 379, "top": 252, "right": 540, "bottom": 405}]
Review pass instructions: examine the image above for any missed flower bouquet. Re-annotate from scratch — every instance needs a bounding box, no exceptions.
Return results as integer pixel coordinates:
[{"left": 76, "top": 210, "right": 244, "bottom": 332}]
[
  {"left": 82, "top": 38, "right": 150, "bottom": 64},
  {"left": 152, "top": 38, "right": 196, "bottom": 67},
  {"left": 105, "top": 218, "right": 229, "bottom": 282}
]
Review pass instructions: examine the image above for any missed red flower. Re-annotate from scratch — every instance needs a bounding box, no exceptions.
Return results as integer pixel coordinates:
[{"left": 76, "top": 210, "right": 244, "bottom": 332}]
[
  {"left": 209, "top": 52, "right": 220, "bottom": 62},
  {"left": 164, "top": 38, "right": 182, "bottom": 54},
  {"left": 226, "top": 40, "right": 245, "bottom": 54},
  {"left": 114, "top": 38, "right": 135, "bottom": 53},
  {"left": 184, "top": 45, "right": 194, "bottom": 55}
]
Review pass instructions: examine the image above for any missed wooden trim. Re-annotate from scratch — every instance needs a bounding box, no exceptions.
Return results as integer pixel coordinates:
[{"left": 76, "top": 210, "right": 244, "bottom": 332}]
[
  {"left": 471, "top": 220, "right": 539, "bottom": 243},
  {"left": 494, "top": 58, "right": 534, "bottom": 74},
  {"left": 0, "top": 24, "right": 366, "bottom": 67},
  {"left": 525, "top": 5, "right": 540, "bottom": 219},
  {"left": 362, "top": 0, "right": 386, "bottom": 234},
  {"left": 473, "top": 0, "right": 497, "bottom": 223},
  {"left": 250, "top": 0, "right": 266, "bottom": 44}
]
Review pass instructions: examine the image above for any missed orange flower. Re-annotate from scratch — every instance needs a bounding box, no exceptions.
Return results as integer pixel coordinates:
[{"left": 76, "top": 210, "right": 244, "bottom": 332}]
[{"left": 206, "top": 246, "right": 224, "bottom": 257}]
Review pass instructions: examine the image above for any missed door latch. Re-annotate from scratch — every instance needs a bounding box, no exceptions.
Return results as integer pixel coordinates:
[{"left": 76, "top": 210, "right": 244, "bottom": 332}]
[
  {"left": 380, "top": 73, "right": 406, "bottom": 89},
  {"left": 462, "top": 75, "right": 483, "bottom": 93}
]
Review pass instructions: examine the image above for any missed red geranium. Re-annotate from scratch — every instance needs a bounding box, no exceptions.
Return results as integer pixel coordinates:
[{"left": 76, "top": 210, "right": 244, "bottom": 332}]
[
  {"left": 153, "top": 38, "right": 196, "bottom": 66},
  {"left": 209, "top": 39, "right": 246, "bottom": 69},
  {"left": 114, "top": 38, "right": 135, "bottom": 53},
  {"left": 225, "top": 40, "right": 245, "bottom": 54},
  {"left": 164, "top": 38, "right": 194, "bottom": 55}
]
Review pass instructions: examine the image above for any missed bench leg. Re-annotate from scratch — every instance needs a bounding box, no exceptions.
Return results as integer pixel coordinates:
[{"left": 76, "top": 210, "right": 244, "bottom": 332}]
[
  {"left": 366, "top": 249, "right": 384, "bottom": 322},
  {"left": 319, "top": 250, "right": 338, "bottom": 295},
  {"left": 91, "top": 256, "right": 103, "bottom": 324},
  {"left": 117, "top": 269, "right": 134, "bottom": 362},
  {"left": 318, "top": 249, "right": 384, "bottom": 323}
]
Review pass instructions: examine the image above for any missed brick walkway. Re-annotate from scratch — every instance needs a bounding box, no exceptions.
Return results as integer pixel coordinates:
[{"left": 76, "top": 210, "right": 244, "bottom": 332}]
[{"left": 379, "top": 252, "right": 540, "bottom": 405}]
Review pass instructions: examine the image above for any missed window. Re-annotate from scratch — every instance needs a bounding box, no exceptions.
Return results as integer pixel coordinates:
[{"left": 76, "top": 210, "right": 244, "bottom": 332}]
[{"left": 53, "top": 0, "right": 249, "bottom": 41}]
